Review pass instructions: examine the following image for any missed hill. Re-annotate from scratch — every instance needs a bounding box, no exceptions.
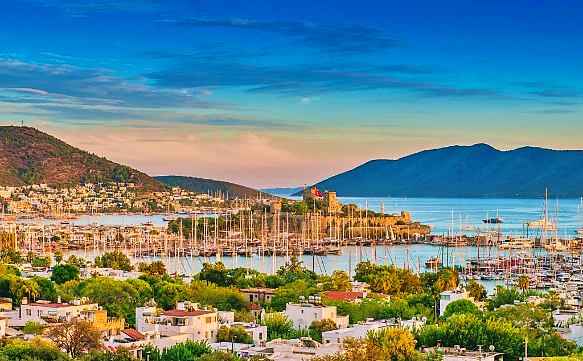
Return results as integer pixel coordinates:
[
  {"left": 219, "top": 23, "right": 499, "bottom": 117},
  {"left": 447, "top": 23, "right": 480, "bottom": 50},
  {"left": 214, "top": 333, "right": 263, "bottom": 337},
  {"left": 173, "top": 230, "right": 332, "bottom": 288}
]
[
  {"left": 300, "top": 144, "right": 583, "bottom": 198},
  {"left": 0, "top": 126, "right": 165, "bottom": 191},
  {"left": 260, "top": 187, "right": 302, "bottom": 197},
  {"left": 156, "top": 175, "right": 278, "bottom": 199}
]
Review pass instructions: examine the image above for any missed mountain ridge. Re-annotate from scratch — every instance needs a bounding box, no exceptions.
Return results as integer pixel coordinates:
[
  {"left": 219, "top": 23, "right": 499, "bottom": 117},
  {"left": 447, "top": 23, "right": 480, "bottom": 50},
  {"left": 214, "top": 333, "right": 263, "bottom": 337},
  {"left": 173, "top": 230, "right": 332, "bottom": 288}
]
[
  {"left": 0, "top": 126, "right": 165, "bottom": 192},
  {"left": 298, "top": 144, "right": 583, "bottom": 198},
  {"left": 155, "top": 175, "right": 278, "bottom": 199}
]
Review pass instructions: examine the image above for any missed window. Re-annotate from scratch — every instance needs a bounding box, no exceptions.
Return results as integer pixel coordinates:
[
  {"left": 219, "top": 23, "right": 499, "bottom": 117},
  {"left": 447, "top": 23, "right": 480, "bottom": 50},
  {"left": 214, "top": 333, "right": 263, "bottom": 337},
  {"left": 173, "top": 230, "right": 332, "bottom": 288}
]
[
  {"left": 259, "top": 332, "right": 263, "bottom": 340},
  {"left": 26, "top": 309, "right": 31, "bottom": 316},
  {"left": 206, "top": 316, "right": 212, "bottom": 323}
]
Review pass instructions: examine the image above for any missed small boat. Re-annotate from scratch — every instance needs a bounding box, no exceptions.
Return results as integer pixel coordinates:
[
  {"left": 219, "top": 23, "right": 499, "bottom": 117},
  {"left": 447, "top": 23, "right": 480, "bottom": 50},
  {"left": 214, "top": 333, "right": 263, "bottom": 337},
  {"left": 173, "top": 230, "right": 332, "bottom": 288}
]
[
  {"left": 162, "top": 216, "right": 177, "bottom": 222},
  {"left": 425, "top": 256, "right": 442, "bottom": 269},
  {"left": 483, "top": 217, "right": 503, "bottom": 224}
]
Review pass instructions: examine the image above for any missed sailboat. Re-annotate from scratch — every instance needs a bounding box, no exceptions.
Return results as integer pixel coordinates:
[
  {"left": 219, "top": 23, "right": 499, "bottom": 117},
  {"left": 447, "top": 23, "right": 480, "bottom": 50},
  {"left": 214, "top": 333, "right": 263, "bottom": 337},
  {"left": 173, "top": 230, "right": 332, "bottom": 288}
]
[{"left": 576, "top": 198, "right": 583, "bottom": 236}]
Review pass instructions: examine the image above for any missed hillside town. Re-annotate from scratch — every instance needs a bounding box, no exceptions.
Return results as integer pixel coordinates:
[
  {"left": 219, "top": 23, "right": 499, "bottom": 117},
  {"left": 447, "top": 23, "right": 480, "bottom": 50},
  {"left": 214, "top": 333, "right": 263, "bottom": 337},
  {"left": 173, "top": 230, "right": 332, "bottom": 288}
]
[
  {"left": 0, "top": 249, "right": 580, "bottom": 361},
  {"left": 0, "top": 183, "right": 226, "bottom": 216}
]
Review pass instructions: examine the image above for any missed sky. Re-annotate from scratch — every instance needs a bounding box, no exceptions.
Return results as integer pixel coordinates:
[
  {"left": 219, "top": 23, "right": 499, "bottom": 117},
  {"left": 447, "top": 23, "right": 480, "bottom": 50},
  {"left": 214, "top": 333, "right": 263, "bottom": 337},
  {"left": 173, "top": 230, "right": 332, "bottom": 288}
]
[{"left": 0, "top": 0, "right": 582, "bottom": 188}]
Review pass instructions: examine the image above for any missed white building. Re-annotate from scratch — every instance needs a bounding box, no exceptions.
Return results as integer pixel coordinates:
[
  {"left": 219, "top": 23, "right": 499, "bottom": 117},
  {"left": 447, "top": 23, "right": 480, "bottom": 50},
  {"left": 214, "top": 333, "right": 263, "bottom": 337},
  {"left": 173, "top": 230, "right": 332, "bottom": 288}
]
[
  {"left": 8, "top": 298, "right": 99, "bottom": 327},
  {"left": 284, "top": 301, "right": 349, "bottom": 330},
  {"left": 0, "top": 316, "right": 7, "bottom": 337},
  {"left": 136, "top": 301, "right": 220, "bottom": 343},
  {"left": 322, "top": 317, "right": 426, "bottom": 344},
  {"left": 440, "top": 289, "right": 474, "bottom": 316}
]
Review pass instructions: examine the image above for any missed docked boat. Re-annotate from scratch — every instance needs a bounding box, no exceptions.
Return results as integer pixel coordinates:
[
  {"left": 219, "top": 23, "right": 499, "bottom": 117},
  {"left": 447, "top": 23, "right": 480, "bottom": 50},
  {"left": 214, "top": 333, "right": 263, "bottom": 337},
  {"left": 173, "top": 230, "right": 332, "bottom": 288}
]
[
  {"left": 425, "top": 256, "right": 442, "bottom": 269},
  {"left": 498, "top": 238, "right": 533, "bottom": 250},
  {"left": 483, "top": 217, "right": 503, "bottom": 224}
]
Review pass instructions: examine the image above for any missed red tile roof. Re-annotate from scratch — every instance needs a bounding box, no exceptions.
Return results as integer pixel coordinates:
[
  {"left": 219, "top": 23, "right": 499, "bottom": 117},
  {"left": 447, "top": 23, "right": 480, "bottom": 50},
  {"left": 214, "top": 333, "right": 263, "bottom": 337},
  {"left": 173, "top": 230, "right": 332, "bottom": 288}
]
[
  {"left": 162, "top": 309, "right": 213, "bottom": 317},
  {"left": 122, "top": 328, "right": 145, "bottom": 340},
  {"left": 320, "top": 291, "right": 365, "bottom": 301}
]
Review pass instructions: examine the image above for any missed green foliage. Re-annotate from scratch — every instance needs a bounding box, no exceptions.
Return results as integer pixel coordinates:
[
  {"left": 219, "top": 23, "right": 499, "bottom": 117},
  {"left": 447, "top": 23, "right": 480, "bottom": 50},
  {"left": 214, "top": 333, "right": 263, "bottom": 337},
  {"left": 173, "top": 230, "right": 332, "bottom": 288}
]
[
  {"left": 354, "top": 261, "right": 423, "bottom": 296},
  {"left": 441, "top": 299, "right": 481, "bottom": 319},
  {"left": 144, "top": 340, "right": 212, "bottom": 361},
  {"left": 76, "top": 277, "right": 152, "bottom": 327},
  {"left": 260, "top": 312, "right": 294, "bottom": 340},
  {"left": 22, "top": 321, "right": 45, "bottom": 335},
  {"left": 0, "top": 338, "right": 71, "bottom": 361},
  {"left": 79, "top": 348, "right": 135, "bottom": 361},
  {"left": 51, "top": 264, "right": 80, "bottom": 284},
  {"left": 466, "top": 279, "right": 487, "bottom": 301},
  {"left": 487, "top": 286, "right": 525, "bottom": 311},
  {"left": 94, "top": 251, "right": 133, "bottom": 271},
  {"left": 217, "top": 325, "right": 255, "bottom": 344},
  {"left": 309, "top": 318, "right": 337, "bottom": 342}
]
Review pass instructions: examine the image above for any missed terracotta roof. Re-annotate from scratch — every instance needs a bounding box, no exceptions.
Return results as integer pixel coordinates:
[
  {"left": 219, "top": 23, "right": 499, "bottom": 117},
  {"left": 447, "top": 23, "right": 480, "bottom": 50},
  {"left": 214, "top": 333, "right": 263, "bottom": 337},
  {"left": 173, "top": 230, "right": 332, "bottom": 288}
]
[
  {"left": 122, "top": 328, "right": 145, "bottom": 340},
  {"left": 320, "top": 291, "right": 365, "bottom": 301},
  {"left": 240, "top": 288, "right": 276, "bottom": 294},
  {"left": 162, "top": 309, "right": 213, "bottom": 317}
]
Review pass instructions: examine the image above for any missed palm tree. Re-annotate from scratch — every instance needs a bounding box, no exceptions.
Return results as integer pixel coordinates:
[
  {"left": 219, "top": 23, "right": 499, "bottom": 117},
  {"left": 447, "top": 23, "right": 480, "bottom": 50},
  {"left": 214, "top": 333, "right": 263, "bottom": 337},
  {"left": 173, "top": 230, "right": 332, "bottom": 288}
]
[{"left": 518, "top": 274, "right": 530, "bottom": 292}]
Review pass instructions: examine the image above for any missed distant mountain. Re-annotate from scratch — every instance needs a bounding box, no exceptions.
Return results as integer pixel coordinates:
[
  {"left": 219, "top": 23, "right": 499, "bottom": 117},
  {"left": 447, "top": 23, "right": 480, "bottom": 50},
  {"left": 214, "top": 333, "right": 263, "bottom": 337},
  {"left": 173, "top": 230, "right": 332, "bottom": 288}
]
[
  {"left": 156, "top": 175, "right": 278, "bottom": 199},
  {"left": 260, "top": 187, "right": 302, "bottom": 197},
  {"left": 0, "top": 126, "right": 165, "bottom": 191},
  {"left": 300, "top": 144, "right": 583, "bottom": 198}
]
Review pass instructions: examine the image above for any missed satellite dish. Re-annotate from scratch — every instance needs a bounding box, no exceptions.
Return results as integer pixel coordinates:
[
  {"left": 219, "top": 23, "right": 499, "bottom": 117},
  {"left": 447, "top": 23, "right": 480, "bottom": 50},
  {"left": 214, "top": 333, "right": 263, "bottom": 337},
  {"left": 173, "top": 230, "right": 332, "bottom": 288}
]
[{"left": 489, "top": 345, "right": 495, "bottom": 352}]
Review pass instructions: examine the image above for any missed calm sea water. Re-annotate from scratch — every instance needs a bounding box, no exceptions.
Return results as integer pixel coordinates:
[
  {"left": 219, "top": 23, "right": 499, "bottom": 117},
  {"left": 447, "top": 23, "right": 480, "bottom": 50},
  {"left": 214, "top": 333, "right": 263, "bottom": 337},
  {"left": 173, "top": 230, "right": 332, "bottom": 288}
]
[{"left": 35, "top": 197, "right": 583, "bottom": 292}]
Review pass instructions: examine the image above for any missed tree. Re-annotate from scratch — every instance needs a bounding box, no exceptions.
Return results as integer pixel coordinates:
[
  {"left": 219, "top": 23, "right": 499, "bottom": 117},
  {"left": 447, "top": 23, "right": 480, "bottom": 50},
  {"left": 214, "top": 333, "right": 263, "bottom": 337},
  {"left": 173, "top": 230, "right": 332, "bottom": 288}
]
[
  {"left": 79, "top": 348, "right": 135, "bottom": 361},
  {"left": 435, "top": 268, "right": 459, "bottom": 293},
  {"left": 160, "top": 340, "right": 212, "bottom": 360},
  {"left": 51, "top": 264, "right": 80, "bottom": 284},
  {"left": 54, "top": 251, "right": 64, "bottom": 265},
  {"left": 0, "top": 337, "right": 70, "bottom": 361},
  {"left": 199, "top": 262, "right": 229, "bottom": 286},
  {"left": 330, "top": 270, "right": 352, "bottom": 292},
  {"left": 518, "top": 274, "right": 530, "bottom": 292},
  {"left": 217, "top": 325, "right": 255, "bottom": 344},
  {"left": 466, "top": 279, "right": 486, "bottom": 301},
  {"left": 441, "top": 299, "right": 481, "bottom": 319},
  {"left": 22, "top": 321, "right": 45, "bottom": 335},
  {"left": 487, "top": 286, "right": 524, "bottom": 311},
  {"left": 32, "top": 276, "right": 59, "bottom": 302},
  {"left": 138, "top": 261, "right": 167, "bottom": 277},
  {"left": 260, "top": 312, "right": 294, "bottom": 340},
  {"left": 46, "top": 318, "right": 103, "bottom": 358},
  {"left": 94, "top": 251, "right": 133, "bottom": 271},
  {"left": 309, "top": 318, "right": 337, "bottom": 342},
  {"left": 369, "top": 328, "right": 418, "bottom": 361}
]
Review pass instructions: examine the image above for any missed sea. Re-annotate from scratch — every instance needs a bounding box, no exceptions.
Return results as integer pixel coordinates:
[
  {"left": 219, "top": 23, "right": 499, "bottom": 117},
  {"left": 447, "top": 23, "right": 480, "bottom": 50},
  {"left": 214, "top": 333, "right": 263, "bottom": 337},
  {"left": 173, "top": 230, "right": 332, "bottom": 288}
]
[{"left": 49, "top": 197, "right": 583, "bottom": 293}]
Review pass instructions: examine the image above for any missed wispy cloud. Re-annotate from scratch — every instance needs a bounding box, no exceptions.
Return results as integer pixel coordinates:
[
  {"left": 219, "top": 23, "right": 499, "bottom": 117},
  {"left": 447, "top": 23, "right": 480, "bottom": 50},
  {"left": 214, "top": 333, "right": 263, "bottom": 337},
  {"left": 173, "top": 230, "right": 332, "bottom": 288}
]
[
  {"left": 0, "top": 59, "right": 223, "bottom": 109},
  {"left": 148, "top": 60, "right": 501, "bottom": 98},
  {"left": 160, "top": 17, "right": 400, "bottom": 53},
  {"left": 518, "top": 81, "right": 583, "bottom": 98}
]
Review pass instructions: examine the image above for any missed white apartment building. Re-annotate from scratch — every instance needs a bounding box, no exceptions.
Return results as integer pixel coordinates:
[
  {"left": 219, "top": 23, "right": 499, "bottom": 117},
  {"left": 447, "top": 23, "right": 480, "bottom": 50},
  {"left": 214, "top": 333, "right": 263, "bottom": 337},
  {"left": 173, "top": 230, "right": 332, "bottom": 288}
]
[
  {"left": 322, "top": 317, "right": 426, "bottom": 344},
  {"left": 284, "top": 301, "right": 349, "bottom": 330},
  {"left": 440, "top": 289, "right": 474, "bottom": 316},
  {"left": 136, "top": 301, "right": 220, "bottom": 343},
  {"left": 9, "top": 298, "right": 99, "bottom": 327}
]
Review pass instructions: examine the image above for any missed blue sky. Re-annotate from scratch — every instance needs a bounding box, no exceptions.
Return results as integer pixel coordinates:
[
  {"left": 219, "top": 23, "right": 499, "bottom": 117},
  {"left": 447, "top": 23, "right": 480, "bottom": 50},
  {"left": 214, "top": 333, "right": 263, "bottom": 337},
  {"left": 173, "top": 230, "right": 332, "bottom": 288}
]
[{"left": 0, "top": 0, "right": 582, "bottom": 187}]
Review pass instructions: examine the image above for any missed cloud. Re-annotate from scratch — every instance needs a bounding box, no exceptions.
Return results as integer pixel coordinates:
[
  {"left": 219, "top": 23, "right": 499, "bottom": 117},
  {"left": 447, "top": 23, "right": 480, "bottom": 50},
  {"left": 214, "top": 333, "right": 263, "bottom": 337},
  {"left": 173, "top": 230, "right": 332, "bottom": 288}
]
[
  {"left": 0, "top": 59, "right": 224, "bottom": 109},
  {"left": 160, "top": 17, "right": 400, "bottom": 53},
  {"left": 517, "top": 81, "right": 583, "bottom": 98},
  {"left": 148, "top": 60, "right": 501, "bottom": 98}
]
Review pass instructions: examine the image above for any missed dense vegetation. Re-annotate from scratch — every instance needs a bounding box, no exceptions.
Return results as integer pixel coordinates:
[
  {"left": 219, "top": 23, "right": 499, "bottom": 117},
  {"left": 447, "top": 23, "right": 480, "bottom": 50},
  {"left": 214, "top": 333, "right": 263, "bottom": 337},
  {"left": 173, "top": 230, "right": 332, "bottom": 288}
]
[
  {"left": 0, "top": 126, "right": 164, "bottom": 191},
  {"left": 0, "top": 249, "right": 579, "bottom": 361}
]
